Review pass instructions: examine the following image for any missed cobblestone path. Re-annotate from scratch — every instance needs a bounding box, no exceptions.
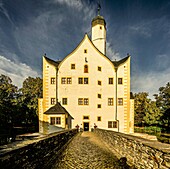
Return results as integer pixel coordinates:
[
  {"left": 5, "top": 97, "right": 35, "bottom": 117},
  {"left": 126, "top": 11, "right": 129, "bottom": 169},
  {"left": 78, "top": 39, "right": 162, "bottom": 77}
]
[{"left": 52, "top": 132, "right": 132, "bottom": 169}]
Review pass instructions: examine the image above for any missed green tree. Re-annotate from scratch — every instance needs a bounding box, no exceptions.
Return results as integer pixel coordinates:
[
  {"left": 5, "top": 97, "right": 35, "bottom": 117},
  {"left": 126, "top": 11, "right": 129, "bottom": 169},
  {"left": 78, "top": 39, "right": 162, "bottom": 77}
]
[
  {"left": 0, "top": 74, "right": 18, "bottom": 127},
  {"left": 154, "top": 82, "right": 170, "bottom": 131},
  {"left": 19, "top": 77, "right": 43, "bottom": 127}
]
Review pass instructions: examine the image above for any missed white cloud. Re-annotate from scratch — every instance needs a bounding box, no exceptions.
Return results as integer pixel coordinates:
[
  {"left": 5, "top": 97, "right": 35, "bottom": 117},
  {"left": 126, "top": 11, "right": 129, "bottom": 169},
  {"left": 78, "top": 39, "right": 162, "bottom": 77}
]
[
  {"left": 106, "top": 42, "right": 121, "bottom": 61},
  {"left": 0, "top": 55, "right": 40, "bottom": 88},
  {"left": 131, "top": 68, "right": 170, "bottom": 100}
]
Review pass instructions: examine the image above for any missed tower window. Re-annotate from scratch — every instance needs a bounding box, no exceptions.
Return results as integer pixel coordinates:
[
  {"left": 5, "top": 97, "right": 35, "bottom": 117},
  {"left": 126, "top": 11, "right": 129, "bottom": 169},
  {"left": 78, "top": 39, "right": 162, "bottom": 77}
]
[
  {"left": 62, "top": 98, "right": 67, "bottom": 105},
  {"left": 51, "top": 77, "right": 55, "bottom": 84},
  {"left": 100, "top": 26, "right": 102, "bottom": 30},
  {"left": 84, "top": 65, "right": 88, "bottom": 73},
  {"left": 71, "top": 64, "right": 75, "bottom": 69},
  {"left": 108, "top": 98, "right": 114, "bottom": 106},
  {"left": 98, "top": 66, "right": 102, "bottom": 71},
  {"left": 118, "top": 78, "right": 123, "bottom": 84},
  {"left": 51, "top": 98, "right": 55, "bottom": 105},
  {"left": 109, "top": 78, "right": 114, "bottom": 84},
  {"left": 118, "top": 98, "right": 123, "bottom": 105},
  {"left": 84, "top": 49, "right": 87, "bottom": 53},
  {"left": 97, "top": 116, "right": 101, "bottom": 121}
]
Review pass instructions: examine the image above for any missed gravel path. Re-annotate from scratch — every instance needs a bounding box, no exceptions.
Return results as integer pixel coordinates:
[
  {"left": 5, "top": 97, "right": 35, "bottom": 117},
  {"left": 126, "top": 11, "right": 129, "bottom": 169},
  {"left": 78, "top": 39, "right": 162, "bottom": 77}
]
[{"left": 52, "top": 132, "right": 131, "bottom": 169}]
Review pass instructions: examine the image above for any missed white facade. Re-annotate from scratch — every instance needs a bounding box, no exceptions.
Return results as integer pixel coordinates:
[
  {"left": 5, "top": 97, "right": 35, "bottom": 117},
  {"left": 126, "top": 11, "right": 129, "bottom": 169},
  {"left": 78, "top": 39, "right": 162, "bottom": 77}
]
[{"left": 38, "top": 14, "right": 134, "bottom": 134}]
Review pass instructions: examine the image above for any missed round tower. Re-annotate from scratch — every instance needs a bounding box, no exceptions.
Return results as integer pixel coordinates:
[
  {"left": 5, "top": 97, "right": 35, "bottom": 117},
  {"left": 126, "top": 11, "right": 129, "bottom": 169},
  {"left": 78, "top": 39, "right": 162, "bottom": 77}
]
[{"left": 91, "top": 7, "right": 106, "bottom": 55}]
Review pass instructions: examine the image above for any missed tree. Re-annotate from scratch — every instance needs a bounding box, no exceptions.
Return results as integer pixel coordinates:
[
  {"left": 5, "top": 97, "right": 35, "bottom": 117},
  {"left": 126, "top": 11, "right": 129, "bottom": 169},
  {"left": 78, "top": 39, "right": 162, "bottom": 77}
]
[
  {"left": 0, "top": 74, "right": 18, "bottom": 128},
  {"left": 154, "top": 82, "right": 170, "bottom": 131},
  {"left": 19, "top": 77, "right": 43, "bottom": 127},
  {"left": 134, "top": 92, "right": 161, "bottom": 126}
]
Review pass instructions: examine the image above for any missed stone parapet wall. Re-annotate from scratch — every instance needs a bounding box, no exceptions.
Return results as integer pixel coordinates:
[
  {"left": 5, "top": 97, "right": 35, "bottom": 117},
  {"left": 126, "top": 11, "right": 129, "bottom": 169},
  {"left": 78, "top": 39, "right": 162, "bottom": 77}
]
[
  {"left": 0, "top": 129, "right": 78, "bottom": 169},
  {"left": 95, "top": 129, "right": 170, "bottom": 169}
]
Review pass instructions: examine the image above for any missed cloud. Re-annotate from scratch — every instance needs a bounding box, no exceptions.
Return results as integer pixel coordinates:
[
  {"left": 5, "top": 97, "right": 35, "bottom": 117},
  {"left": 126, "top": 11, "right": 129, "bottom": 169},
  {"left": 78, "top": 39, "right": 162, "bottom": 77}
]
[
  {"left": 131, "top": 68, "right": 170, "bottom": 99},
  {"left": 0, "top": 55, "right": 40, "bottom": 88},
  {"left": 106, "top": 42, "right": 121, "bottom": 61}
]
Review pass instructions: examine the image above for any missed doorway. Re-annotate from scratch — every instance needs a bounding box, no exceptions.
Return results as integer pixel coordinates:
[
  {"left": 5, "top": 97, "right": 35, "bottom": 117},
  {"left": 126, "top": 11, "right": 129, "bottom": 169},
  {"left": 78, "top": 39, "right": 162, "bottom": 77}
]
[{"left": 83, "top": 122, "right": 89, "bottom": 131}]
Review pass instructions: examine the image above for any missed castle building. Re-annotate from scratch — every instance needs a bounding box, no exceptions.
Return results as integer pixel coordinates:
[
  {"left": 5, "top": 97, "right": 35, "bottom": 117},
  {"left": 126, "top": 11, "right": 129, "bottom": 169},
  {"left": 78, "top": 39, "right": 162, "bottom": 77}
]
[{"left": 38, "top": 11, "right": 134, "bottom": 134}]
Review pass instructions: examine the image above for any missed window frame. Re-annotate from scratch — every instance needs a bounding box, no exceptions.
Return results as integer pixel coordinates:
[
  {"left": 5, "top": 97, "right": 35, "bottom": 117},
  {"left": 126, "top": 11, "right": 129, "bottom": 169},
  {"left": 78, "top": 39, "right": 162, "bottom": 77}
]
[
  {"left": 84, "top": 65, "right": 88, "bottom": 73},
  {"left": 51, "top": 98, "right": 55, "bottom": 105},
  {"left": 98, "top": 66, "right": 102, "bottom": 71},
  {"left": 108, "top": 98, "right": 114, "bottom": 106},
  {"left": 109, "top": 78, "right": 114, "bottom": 84},
  {"left": 108, "top": 121, "right": 117, "bottom": 128},
  {"left": 71, "top": 64, "right": 75, "bottom": 69},
  {"left": 98, "top": 80, "right": 102, "bottom": 85},
  {"left": 118, "top": 98, "right": 123, "bottom": 106},
  {"left": 97, "top": 116, "right": 101, "bottom": 121},
  {"left": 51, "top": 77, "right": 55, "bottom": 84},
  {"left": 56, "top": 117, "right": 61, "bottom": 125},
  {"left": 62, "top": 98, "right": 68, "bottom": 105},
  {"left": 118, "top": 78, "right": 123, "bottom": 84}
]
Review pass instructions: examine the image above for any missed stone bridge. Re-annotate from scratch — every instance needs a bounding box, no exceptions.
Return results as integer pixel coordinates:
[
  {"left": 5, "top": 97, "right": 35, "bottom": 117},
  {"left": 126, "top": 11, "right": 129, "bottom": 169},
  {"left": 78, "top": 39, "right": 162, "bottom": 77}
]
[{"left": 0, "top": 129, "right": 170, "bottom": 169}]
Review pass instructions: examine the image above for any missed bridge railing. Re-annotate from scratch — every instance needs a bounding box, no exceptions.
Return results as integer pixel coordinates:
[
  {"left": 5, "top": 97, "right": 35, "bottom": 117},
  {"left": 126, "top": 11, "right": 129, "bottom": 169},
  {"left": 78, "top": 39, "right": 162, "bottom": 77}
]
[{"left": 0, "top": 129, "right": 78, "bottom": 169}]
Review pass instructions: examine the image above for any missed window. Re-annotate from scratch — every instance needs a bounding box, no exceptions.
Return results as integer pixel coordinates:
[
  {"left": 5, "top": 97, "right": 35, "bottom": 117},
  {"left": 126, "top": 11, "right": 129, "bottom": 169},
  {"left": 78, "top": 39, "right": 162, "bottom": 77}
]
[
  {"left": 67, "top": 77, "right": 72, "bottom": 84},
  {"left": 61, "top": 77, "right": 66, "bottom": 84},
  {"left": 97, "top": 104, "right": 101, "bottom": 108},
  {"left": 98, "top": 94, "right": 101, "bottom": 98},
  {"left": 108, "top": 98, "right": 114, "bottom": 106},
  {"left": 84, "top": 49, "right": 87, "bottom": 53},
  {"left": 98, "top": 66, "right": 102, "bottom": 71},
  {"left": 78, "top": 77, "right": 88, "bottom": 84},
  {"left": 97, "top": 116, "right": 101, "bottom": 121},
  {"left": 100, "top": 26, "right": 102, "bottom": 30},
  {"left": 56, "top": 117, "right": 61, "bottom": 124},
  {"left": 84, "top": 65, "right": 88, "bottom": 73},
  {"left": 51, "top": 77, "right": 55, "bottom": 84},
  {"left": 98, "top": 80, "right": 102, "bottom": 85},
  {"left": 50, "top": 117, "right": 61, "bottom": 125},
  {"left": 84, "top": 78, "right": 88, "bottom": 84},
  {"left": 118, "top": 98, "right": 123, "bottom": 105},
  {"left": 71, "top": 64, "right": 75, "bottom": 69},
  {"left": 78, "top": 98, "right": 89, "bottom": 105},
  {"left": 83, "top": 116, "right": 89, "bottom": 120},
  {"left": 118, "top": 78, "right": 123, "bottom": 84},
  {"left": 61, "top": 77, "right": 72, "bottom": 84},
  {"left": 108, "top": 121, "right": 117, "bottom": 128},
  {"left": 78, "top": 98, "right": 83, "bottom": 105},
  {"left": 62, "top": 98, "right": 67, "bottom": 105},
  {"left": 50, "top": 117, "right": 55, "bottom": 125},
  {"left": 51, "top": 98, "right": 55, "bottom": 105},
  {"left": 84, "top": 98, "right": 89, "bottom": 105},
  {"left": 109, "top": 78, "right": 114, "bottom": 84}
]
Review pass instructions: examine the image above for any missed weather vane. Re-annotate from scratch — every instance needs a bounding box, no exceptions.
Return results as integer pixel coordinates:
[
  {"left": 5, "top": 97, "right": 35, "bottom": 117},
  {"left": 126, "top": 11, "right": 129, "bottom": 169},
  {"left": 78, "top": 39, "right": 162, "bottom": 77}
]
[{"left": 97, "top": 2, "right": 101, "bottom": 16}]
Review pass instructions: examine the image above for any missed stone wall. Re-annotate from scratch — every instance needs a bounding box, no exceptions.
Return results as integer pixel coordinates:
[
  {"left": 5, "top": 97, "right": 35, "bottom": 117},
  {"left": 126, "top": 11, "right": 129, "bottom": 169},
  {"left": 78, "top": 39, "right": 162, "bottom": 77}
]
[
  {"left": 0, "top": 129, "right": 78, "bottom": 169},
  {"left": 95, "top": 129, "right": 170, "bottom": 169}
]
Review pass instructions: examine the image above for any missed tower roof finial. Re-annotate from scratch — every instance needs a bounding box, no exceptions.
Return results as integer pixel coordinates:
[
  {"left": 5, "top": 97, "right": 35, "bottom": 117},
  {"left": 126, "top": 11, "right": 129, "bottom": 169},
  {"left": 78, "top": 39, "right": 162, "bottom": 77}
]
[{"left": 97, "top": 2, "right": 101, "bottom": 16}]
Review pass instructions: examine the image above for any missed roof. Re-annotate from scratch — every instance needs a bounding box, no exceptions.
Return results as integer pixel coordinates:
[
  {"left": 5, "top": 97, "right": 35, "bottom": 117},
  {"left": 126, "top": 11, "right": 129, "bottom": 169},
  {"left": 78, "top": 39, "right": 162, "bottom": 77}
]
[
  {"left": 44, "top": 56, "right": 61, "bottom": 67},
  {"left": 44, "top": 102, "right": 74, "bottom": 119},
  {"left": 112, "top": 56, "right": 130, "bottom": 68},
  {"left": 91, "top": 15, "right": 106, "bottom": 27}
]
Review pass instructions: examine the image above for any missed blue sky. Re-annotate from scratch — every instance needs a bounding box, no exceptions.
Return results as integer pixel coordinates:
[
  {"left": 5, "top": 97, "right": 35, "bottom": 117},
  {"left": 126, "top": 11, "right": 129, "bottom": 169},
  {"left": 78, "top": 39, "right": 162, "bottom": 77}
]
[{"left": 0, "top": 0, "right": 170, "bottom": 99}]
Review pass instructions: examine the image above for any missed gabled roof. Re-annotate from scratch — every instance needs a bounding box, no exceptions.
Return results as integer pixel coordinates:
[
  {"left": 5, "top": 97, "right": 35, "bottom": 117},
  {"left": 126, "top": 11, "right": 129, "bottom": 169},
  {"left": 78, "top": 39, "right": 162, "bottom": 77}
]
[
  {"left": 44, "top": 102, "right": 74, "bottom": 119},
  {"left": 44, "top": 56, "right": 61, "bottom": 67}
]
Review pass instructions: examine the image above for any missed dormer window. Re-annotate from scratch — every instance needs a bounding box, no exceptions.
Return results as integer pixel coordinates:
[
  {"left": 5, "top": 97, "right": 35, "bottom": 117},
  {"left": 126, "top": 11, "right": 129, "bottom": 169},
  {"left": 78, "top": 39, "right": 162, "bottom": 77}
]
[{"left": 84, "top": 65, "right": 88, "bottom": 73}]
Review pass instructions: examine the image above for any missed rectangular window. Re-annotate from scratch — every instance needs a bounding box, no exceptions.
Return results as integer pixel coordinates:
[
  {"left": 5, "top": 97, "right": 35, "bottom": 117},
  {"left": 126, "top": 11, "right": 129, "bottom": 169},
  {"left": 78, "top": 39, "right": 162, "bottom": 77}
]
[
  {"left": 109, "top": 78, "right": 113, "bottom": 84},
  {"left": 97, "top": 104, "right": 101, "bottom": 108},
  {"left": 118, "top": 98, "right": 123, "bottom": 105},
  {"left": 71, "top": 64, "right": 75, "bottom": 69},
  {"left": 62, "top": 98, "right": 67, "bottom": 105},
  {"left": 83, "top": 116, "right": 89, "bottom": 120},
  {"left": 78, "top": 98, "right": 83, "bottom": 105},
  {"left": 84, "top": 98, "right": 89, "bottom": 105},
  {"left": 84, "top": 49, "right": 87, "bottom": 53},
  {"left": 98, "top": 80, "right": 102, "bottom": 85},
  {"left": 97, "top": 116, "right": 101, "bottom": 121},
  {"left": 51, "top": 77, "right": 55, "bottom": 84},
  {"left": 56, "top": 117, "right": 61, "bottom": 124},
  {"left": 51, "top": 98, "right": 55, "bottom": 105},
  {"left": 108, "top": 98, "right": 114, "bottom": 106},
  {"left": 50, "top": 117, "right": 55, "bottom": 125},
  {"left": 98, "top": 94, "right": 101, "bottom": 98},
  {"left": 98, "top": 66, "right": 102, "bottom": 71},
  {"left": 84, "top": 78, "right": 88, "bottom": 84},
  {"left": 67, "top": 77, "right": 72, "bottom": 84},
  {"left": 78, "top": 78, "right": 83, "bottom": 84},
  {"left": 108, "top": 121, "right": 117, "bottom": 128},
  {"left": 118, "top": 78, "right": 123, "bottom": 84},
  {"left": 61, "top": 77, "right": 66, "bottom": 84}
]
